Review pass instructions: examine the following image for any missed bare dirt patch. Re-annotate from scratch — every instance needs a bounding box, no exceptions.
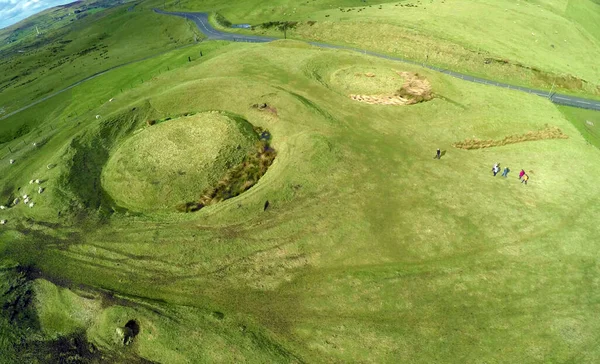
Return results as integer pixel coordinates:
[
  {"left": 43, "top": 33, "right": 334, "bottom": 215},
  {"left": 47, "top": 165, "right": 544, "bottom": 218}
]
[
  {"left": 350, "top": 71, "right": 433, "bottom": 106},
  {"left": 453, "top": 125, "right": 568, "bottom": 150},
  {"left": 251, "top": 102, "right": 278, "bottom": 116}
]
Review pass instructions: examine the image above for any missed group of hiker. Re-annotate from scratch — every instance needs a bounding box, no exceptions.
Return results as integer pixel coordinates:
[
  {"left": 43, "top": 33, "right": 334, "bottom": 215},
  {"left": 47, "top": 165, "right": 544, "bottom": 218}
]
[
  {"left": 492, "top": 163, "right": 529, "bottom": 184},
  {"left": 434, "top": 149, "right": 530, "bottom": 185}
]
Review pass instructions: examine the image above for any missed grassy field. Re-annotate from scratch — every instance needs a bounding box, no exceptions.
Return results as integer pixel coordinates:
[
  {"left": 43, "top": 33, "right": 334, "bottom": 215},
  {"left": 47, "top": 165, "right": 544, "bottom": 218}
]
[
  {"left": 2, "top": 0, "right": 600, "bottom": 362},
  {"left": 559, "top": 105, "right": 600, "bottom": 149},
  {"left": 172, "top": 0, "right": 600, "bottom": 98},
  {"left": 1, "top": 35, "right": 600, "bottom": 361}
]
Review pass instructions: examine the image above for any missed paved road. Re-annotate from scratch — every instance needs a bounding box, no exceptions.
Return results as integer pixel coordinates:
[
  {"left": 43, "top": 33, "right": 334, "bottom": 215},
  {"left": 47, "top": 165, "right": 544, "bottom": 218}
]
[{"left": 155, "top": 9, "right": 600, "bottom": 112}]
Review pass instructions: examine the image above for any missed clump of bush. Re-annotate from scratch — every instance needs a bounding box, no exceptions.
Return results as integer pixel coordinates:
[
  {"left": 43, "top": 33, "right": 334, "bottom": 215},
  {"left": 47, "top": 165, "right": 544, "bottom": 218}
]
[
  {"left": 214, "top": 13, "right": 231, "bottom": 27},
  {"left": 176, "top": 127, "right": 276, "bottom": 213},
  {"left": 259, "top": 21, "right": 298, "bottom": 31}
]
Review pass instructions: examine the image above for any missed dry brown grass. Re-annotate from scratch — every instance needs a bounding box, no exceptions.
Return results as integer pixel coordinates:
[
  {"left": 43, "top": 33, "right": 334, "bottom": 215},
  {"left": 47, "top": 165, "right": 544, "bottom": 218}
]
[
  {"left": 395, "top": 71, "right": 433, "bottom": 103},
  {"left": 453, "top": 125, "right": 569, "bottom": 150},
  {"left": 350, "top": 71, "right": 433, "bottom": 106}
]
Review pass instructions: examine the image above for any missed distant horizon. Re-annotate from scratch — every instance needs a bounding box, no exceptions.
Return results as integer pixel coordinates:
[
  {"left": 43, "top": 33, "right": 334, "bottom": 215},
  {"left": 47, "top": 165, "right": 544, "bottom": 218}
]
[{"left": 0, "top": 0, "right": 77, "bottom": 30}]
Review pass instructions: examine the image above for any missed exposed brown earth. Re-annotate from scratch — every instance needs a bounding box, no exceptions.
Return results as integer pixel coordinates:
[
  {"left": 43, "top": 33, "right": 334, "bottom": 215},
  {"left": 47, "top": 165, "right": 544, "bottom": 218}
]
[{"left": 350, "top": 71, "right": 433, "bottom": 105}]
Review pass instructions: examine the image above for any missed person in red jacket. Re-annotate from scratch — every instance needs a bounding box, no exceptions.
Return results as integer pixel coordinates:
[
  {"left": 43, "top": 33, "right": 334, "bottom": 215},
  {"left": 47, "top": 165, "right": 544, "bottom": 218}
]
[{"left": 519, "top": 169, "right": 525, "bottom": 180}]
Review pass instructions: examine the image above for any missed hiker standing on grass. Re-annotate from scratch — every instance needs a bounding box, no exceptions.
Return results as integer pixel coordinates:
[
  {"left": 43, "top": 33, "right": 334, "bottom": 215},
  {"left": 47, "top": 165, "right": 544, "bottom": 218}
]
[
  {"left": 502, "top": 167, "right": 510, "bottom": 178},
  {"left": 434, "top": 148, "right": 441, "bottom": 159},
  {"left": 492, "top": 163, "right": 500, "bottom": 176},
  {"left": 522, "top": 174, "right": 529, "bottom": 185},
  {"left": 519, "top": 169, "right": 525, "bottom": 180}
]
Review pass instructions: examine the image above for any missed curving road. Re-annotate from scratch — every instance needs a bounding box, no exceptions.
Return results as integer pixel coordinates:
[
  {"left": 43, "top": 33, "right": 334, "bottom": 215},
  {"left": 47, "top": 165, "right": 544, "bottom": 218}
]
[{"left": 155, "top": 9, "right": 600, "bottom": 112}]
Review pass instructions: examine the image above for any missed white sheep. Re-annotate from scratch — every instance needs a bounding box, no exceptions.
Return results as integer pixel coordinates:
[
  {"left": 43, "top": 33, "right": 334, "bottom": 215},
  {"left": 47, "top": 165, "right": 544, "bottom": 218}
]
[
  {"left": 0, "top": 220, "right": 6, "bottom": 225},
  {"left": 96, "top": 115, "right": 101, "bottom": 119},
  {"left": 28, "top": 202, "right": 34, "bottom": 208},
  {"left": 32, "top": 142, "right": 37, "bottom": 147},
  {"left": 24, "top": 198, "right": 29, "bottom": 204},
  {"left": 38, "top": 187, "right": 44, "bottom": 194},
  {"left": 109, "top": 98, "right": 114, "bottom": 102},
  {"left": 22, "top": 194, "right": 28, "bottom": 199},
  {"left": 35, "top": 179, "right": 41, "bottom": 184},
  {"left": 0, "top": 206, "right": 5, "bottom": 210},
  {"left": 9, "top": 159, "right": 15, "bottom": 164},
  {"left": 13, "top": 198, "right": 19, "bottom": 205},
  {"left": 29, "top": 180, "right": 34, "bottom": 184}
]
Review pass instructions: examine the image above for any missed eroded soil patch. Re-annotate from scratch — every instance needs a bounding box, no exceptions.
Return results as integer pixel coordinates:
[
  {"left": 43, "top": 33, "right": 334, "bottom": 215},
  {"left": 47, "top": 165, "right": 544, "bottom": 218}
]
[{"left": 350, "top": 71, "right": 433, "bottom": 105}]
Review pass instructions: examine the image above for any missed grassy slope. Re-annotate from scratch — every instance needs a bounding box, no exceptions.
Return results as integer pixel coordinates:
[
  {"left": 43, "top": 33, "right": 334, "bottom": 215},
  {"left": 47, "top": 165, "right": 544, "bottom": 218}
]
[
  {"left": 174, "top": 0, "right": 600, "bottom": 97},
  {"left": 1, "top": 38, "right": 600, "bottom": 362},
  {"left": 0, "top": 4, "right": 200, "bottom": 133},
  {"left": 558, "top": 105, "right": 600, "bottom": 149},
  {"left": 0, "top": 1, "right": 138, "bottom": 49}
]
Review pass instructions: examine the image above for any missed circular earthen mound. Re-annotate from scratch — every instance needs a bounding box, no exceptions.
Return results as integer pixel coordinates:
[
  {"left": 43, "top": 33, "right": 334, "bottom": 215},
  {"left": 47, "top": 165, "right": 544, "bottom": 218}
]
[
  {"left": 329, "top": 66, "right": 433, "bottom": 106},
  {"left": 330, "top": 66, "right": 403, "bottom": 95},
  {"left": 102, "top": 112, "right": 257, "bottom": 211}
]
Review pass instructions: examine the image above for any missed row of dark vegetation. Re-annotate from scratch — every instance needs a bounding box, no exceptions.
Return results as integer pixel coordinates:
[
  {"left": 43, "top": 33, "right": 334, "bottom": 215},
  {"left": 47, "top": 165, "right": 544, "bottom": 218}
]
[
  {"left": 453, "top": 125, "right": 568, "bottom": 150},
  {"left": 213, "top": 12, "right": 303, "bottom": 32},
  {"left": 257, "top": 21, "right": 298, "bottom": 31},
  {"left": 177, "top": 127, "right": 276, "bottom": 213},
  {"left": 213, "top": 13, "right": 232, "bottom": 28}
]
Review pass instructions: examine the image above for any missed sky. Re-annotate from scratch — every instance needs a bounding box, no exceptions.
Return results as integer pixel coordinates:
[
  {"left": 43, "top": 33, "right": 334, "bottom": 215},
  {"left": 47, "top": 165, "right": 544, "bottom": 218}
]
[{"left": 0, "top": 0, "right": 76, "bottom": 29}]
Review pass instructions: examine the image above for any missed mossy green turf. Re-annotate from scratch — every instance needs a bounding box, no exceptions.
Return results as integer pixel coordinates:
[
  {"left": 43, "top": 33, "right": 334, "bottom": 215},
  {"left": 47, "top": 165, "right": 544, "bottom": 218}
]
[
  {"left": 2, "top": 37, "right": 600, "bottom": 362},
  {"left": 103, "top": 113, "right": 258, "bottom": 211}
]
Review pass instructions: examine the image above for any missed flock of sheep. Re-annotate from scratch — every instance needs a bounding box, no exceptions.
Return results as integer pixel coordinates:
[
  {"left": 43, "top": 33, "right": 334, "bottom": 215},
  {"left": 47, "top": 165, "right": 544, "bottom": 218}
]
[{"left": 1, "top": 158, "right": 48, "bottom": 225}]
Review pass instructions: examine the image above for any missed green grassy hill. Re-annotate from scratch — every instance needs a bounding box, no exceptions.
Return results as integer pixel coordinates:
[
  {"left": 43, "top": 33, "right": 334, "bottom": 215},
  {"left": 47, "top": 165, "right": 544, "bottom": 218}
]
[
  {"left": 0, "top": 3, "right": 201, "bottom": 140},
  {"left": 1, "top": 0, "right": 600, "bottom": 362},
  {"left": 180, "top": 0, "right": 600, "bottom": 97},
  {"left": 0, "top": 1, "right": 141, "bottom": 51}
]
